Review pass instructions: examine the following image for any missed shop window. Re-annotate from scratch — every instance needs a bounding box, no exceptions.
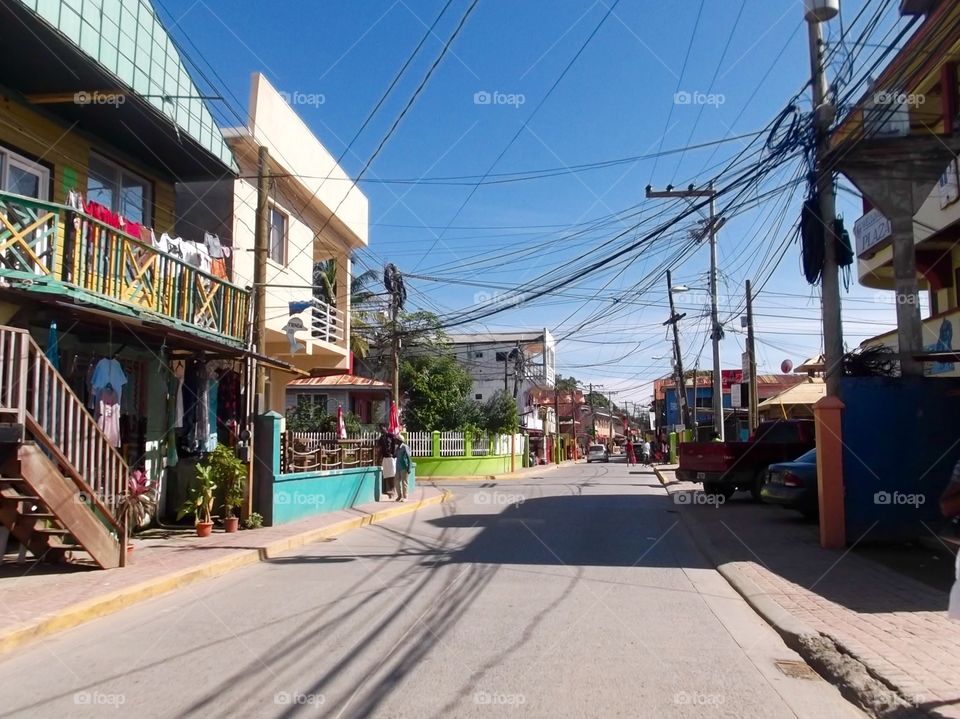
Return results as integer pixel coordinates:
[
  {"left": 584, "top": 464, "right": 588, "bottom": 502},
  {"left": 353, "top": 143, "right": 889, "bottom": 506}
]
[
  {"left": 87, "top": 152, "right": 151, "bottom": 224},
  {"left": 269, "top": 205, "right": 287, "bottom": 264}
]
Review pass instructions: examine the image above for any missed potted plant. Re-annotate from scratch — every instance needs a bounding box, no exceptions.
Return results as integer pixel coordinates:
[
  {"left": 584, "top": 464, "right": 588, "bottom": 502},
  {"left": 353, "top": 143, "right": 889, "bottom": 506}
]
[
  {"left": 114, "top": 469, "right": 157, "bottom": 552},
  {"left": 206, "top": 444, "right": 246, "bottom": 533},
  {"left": 177, "top": 463, "right": 216, "bottom": 537},
  {"left": 244, "top": 512, "right": 264, "bottom": 530}
]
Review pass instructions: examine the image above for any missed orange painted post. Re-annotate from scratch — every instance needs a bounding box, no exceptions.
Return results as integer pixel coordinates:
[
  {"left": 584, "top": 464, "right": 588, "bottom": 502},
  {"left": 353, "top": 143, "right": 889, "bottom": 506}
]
[{"left": 814, "top": 395, "right": 846, "bottom": 549}]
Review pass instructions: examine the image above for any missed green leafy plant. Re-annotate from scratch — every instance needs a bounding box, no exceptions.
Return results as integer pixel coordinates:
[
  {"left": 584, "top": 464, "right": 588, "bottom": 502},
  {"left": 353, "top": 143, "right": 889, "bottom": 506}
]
[
  {"left": 177, "top": 464, "right": 217, "bottom": 526},
  {"left": 204, "top": 444, "right": 246, "bottom": 518},
  {"left": 243, "top": 512, "right": 264, "bottom": 529},
  {"left": 114, "top": 469, "right": 157, "bottom": 531}
]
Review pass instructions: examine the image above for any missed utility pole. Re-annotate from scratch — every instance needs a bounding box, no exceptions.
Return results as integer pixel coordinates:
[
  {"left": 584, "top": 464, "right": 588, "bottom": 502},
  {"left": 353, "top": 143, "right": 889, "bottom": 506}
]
[
  {"left": 383, "top": 263, "right": 405, "bottom": 410},
  {"left": 745, "top": 279, "right": 759, "bottom": 432},
  {"left": 806, "top": 12, "right": 843, "bottom": 397},
  {"left": 253, "top": 145, "right": 270, "bottom": 414},
  {"left": 554, "top": 382, "right": 561, "bottom": 465},
  {"left": 648, "top": 183, "right": 724, "bottom": 439},
  {"left": 664, "top": 269, "right": 689, "bottom": 432}
]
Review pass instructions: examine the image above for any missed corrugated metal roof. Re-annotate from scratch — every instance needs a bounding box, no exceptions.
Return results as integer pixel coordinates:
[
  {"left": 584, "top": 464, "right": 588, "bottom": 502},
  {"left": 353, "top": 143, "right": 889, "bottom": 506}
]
[
  {"left": 758, "top": 378, "right": 826, "bottom": 408},
  {"left": 287, "top": 374, "right": 391, "bottom": 389}
]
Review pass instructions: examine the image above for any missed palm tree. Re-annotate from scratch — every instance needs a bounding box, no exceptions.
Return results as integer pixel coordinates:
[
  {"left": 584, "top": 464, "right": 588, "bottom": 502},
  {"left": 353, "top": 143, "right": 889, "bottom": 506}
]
[{"left": 349, "top": 268, "right": 379, "bottom": 360}]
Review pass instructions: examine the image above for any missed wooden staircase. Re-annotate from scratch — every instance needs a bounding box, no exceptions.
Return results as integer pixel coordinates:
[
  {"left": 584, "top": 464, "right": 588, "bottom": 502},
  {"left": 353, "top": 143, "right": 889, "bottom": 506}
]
[{"left": 0, "top": 326, "right": 126, "bottom": 569}]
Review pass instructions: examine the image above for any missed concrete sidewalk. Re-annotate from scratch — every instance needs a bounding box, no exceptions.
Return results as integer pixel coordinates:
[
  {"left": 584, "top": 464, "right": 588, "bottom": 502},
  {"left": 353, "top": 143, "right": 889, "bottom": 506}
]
[
  {"left": 0, "top": 485, "right": 450, "bottom": 655},
  {"left": 655, "top": 465, "right": 960, "bottom": 719}
]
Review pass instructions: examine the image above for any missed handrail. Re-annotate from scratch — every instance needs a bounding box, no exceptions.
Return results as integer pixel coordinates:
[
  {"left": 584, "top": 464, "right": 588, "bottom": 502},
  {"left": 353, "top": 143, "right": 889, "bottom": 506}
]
[
  {"left": 0, "top": 190, "right": 250, "bottom": 341},
  {"left": 0, "top": 325, "right": 127, "bottom": 534}
]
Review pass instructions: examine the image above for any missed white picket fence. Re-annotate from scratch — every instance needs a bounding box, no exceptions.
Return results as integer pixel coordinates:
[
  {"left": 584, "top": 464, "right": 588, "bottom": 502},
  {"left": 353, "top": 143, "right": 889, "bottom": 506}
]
[
  {"left": 282, "top": 429, "right": 521, "bottom": 461},
  {"left": 407, "top": 431, "right": 432, "bottom": 457}
]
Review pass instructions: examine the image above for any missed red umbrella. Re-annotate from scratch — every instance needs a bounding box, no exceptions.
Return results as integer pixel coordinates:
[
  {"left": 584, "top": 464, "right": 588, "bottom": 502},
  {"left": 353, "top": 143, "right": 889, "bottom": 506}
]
[
  {"left": 337, "top": 404, "right": 347, "bottom": 439},
  {"left": 388, "top": 402, "right": 401, "bottom": 434}
]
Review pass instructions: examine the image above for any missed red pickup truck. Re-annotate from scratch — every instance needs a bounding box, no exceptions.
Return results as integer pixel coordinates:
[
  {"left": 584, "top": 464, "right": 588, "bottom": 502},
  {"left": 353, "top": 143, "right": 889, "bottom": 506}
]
[{"left": 676, "top": 420, "right": 816, "bottom": 500}]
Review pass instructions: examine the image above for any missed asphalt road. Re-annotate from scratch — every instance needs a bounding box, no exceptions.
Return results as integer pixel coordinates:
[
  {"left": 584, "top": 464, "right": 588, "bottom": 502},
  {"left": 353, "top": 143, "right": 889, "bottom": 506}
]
[{"left": 0, "top": 462, "right": 863, "bottom": 718}]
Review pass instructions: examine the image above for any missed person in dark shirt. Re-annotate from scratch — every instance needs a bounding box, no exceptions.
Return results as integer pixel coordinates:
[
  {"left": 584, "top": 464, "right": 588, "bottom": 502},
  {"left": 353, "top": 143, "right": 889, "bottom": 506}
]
[{"left": 377, "top": 424, "right": 399, "bottom": 499}]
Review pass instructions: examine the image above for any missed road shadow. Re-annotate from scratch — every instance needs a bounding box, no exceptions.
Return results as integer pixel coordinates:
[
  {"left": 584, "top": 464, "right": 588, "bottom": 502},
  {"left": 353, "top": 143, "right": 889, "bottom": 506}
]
[{"left": 428, "top": 494, "right": 712, "bottom": 569}]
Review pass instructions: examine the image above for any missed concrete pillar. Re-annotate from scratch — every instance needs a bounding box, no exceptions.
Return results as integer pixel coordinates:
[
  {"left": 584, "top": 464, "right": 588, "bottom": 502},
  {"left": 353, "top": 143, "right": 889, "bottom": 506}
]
[
  {"left": 253, "top": 411, "right": 282, "bottom": 526},
  {"left": 814, "top": 396, "right": 845, "bottom": 548}
]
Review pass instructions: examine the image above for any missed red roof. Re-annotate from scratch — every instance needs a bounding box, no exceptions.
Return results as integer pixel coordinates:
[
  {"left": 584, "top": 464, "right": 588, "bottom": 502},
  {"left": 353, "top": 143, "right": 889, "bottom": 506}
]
[{"left": 287, "top": 374, "right": 391, "bottom": 389}]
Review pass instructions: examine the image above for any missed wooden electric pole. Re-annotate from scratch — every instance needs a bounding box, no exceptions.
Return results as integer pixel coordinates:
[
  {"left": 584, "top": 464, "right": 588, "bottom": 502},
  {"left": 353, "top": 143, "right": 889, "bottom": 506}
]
[
  {"left": 664, "top": 270, "right": 689, "bottom": 431},
  {"left": 253, "top": 145, "right": 270, "bottom": 414},
  {"left": 745, "top": 279, "right": 759, "bottom": 432}
]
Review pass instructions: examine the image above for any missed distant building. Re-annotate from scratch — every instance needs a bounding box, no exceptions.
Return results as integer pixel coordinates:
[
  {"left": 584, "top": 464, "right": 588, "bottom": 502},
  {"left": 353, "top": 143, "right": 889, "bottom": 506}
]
[
  {"left": 286, "top": 375, "right": 391, "bottom": 427},
  {"left": 447, "top": 330, "right": 556, "bottom": 459}
]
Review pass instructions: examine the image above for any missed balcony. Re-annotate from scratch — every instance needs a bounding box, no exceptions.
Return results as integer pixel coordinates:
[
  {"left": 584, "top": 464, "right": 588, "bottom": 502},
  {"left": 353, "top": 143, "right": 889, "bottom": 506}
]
[
  {"left": 0, "top": 191, "right": 249, "bottom": 344},
  {"left": 310, "top": 300, "right": 346, "bottom": 345}
]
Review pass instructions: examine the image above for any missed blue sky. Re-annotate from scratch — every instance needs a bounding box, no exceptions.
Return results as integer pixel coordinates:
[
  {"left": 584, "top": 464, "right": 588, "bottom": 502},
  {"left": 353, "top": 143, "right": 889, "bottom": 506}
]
[{"left": 159, "top": 0, "right": 908, "bottom": 404}]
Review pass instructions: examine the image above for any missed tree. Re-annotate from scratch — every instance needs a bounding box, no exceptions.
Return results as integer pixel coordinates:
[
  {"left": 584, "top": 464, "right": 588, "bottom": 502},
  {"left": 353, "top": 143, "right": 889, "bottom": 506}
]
[
  {"left": 349, "top": 268, "right": 380, "bottom": 360},
  {"left": 555, "top": 375, "right": 579, "bottom": 392},
  {"left": 399, "top": 353, "right": 473, "bottom": 431},
  {"left": 362, "top": 309, "right": 449, "bottom": 378},
  {"left": 586, "top": 391, "right": 609, "bottom": 409},
  {"left": 482, "top": 391, "right": 519, "bottom": 434}
]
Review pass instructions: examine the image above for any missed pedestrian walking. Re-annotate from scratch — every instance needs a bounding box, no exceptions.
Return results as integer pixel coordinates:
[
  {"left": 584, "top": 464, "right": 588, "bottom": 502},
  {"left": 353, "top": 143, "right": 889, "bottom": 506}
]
[
  {"left": 377, "top": 424, "right": 399, "bottom": 499},
  {"left": 642, "top": 439, "right": 651, "bottom": 465},
  {"left": 395, "top": 433, "right": 412, "bottom": 502},
  {"left": 625, "top": 440, "right": 637, "bottom": 466}
]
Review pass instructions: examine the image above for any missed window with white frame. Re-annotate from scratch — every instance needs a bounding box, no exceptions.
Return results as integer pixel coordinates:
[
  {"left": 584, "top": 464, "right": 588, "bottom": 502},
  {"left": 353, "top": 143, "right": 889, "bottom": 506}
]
[
  {"left": 0, "top": 145, "right": 49, "bottom": 200},
  {"left": 87, "top": 152, "right": 151, "bottom": 224},
  {"left": 297, "top": 393, "right": 328, "bottom": 410},
  {"left": 269, "top": 205, "right": 287, "bottom": 264}
]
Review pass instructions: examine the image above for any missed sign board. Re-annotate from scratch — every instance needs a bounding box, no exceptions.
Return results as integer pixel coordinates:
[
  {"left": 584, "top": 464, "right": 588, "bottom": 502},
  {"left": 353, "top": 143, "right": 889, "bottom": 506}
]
[
  {"left": 720, "top": 369, "right": 743, "bottom": 389},
  {"left": 939, "top": 159, "right": 960, "bottom": 209},
  {"left": 741, "top": 352, "right": 751, "bottom": 383},
  {"left": 730, "top": 383, "right": 742, "bottom": 408},
  {"left": 854, "top": 208, "right": 892, "bottom": 258}
]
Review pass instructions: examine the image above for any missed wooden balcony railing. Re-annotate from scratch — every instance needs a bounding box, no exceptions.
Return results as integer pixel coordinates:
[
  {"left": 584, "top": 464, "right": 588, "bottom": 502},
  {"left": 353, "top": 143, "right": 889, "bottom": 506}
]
[{"left": 0, "top": 191, "right": 249, "bottom": 343}]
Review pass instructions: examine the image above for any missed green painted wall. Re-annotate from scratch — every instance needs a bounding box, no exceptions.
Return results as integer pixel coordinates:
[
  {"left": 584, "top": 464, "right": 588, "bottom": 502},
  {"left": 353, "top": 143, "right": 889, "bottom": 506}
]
[{"left": 413, "top": 455, "right": 521, "bottom": 478}]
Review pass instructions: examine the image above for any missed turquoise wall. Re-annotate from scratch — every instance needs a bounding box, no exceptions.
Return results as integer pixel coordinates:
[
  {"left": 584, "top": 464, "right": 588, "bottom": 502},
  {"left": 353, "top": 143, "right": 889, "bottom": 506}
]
[{"left": 271, "top": 465, "right": 416, "bottom": 524}]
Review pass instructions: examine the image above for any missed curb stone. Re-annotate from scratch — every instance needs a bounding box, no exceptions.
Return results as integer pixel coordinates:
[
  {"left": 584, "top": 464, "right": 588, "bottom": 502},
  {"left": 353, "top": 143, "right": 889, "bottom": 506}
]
[
  {"left": 426, "top": 460, "right": 581, "bottom": 482},
  {"left": 653, "top": 465, "right": 921, "bottom": 718},
  {"left": 0, "top": 489, "right": 452, "bottom": 656}
]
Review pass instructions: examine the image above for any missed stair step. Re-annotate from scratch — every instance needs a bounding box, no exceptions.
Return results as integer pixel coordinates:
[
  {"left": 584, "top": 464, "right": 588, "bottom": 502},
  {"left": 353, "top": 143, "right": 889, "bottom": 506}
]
[
  {"left": 0, "top": 488, "right": 39, "bottom": 501},
  {"left": 33, "top": 527, "right": 71, "bottom": 536}
]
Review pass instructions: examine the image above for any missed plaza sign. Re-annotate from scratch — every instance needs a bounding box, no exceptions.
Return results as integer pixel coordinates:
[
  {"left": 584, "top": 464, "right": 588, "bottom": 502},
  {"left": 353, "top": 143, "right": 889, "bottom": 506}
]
[{"left": 854, "top": 208, "right": 892, "bottom": 258}]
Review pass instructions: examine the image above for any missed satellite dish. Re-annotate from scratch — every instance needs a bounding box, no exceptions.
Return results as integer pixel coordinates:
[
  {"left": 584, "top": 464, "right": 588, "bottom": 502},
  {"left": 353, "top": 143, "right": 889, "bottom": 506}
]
[{"left": 781, "top": 359, "right": 794, "bottom": 374}]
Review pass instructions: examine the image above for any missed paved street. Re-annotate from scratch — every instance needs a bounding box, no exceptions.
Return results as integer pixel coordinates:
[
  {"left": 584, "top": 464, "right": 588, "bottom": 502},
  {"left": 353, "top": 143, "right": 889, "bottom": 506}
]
[{"left": 0, "top": 462, "right": 862, "bottom": 718}]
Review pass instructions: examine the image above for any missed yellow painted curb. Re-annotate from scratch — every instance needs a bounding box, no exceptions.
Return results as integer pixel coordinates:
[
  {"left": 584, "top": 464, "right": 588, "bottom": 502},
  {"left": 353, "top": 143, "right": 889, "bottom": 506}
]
[{"left": 0, "top": 489, "right": 452, "bottom": 656}]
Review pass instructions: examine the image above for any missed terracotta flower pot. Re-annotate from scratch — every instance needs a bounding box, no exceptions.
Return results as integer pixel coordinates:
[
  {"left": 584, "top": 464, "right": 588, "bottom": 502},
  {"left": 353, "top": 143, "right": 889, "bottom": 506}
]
[
  {"left": 224, "top": 516, "right": 239, "bottom": 533},
  {"left": 196, "top": 522, "right": 214, "bottom": 538}
]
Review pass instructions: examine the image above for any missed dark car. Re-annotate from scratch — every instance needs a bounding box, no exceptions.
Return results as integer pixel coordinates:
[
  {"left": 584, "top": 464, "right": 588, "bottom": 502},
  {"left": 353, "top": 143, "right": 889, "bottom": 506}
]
[{"left": 760, "top": 448, "right": 818, "bottom": 518}]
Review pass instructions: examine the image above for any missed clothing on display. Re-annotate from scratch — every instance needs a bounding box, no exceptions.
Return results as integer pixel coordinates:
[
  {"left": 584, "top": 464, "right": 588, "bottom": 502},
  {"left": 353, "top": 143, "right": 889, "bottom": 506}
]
[
  {"left": 91, "top": 357, "right": 127, "bottom": 405},
  {"left": 97, "top": 386, "right": 121, "bottom": 448}
]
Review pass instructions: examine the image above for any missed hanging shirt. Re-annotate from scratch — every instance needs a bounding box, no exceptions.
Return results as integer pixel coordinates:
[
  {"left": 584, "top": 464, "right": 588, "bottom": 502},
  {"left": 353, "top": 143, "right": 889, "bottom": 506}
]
[
  {"left": 98, "top": 401, "right": 121, "bottom": 448},
  {"left": 91, "top": 358, "right": 127, "bottom": 405}
]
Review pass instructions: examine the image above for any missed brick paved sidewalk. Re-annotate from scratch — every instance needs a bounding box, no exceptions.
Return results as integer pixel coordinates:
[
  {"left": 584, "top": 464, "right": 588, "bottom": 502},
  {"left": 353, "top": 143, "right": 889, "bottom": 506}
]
[
  {"left": 0, "top": 485, "right": 448, "bottom": 653},
  {"left": 657, "top": 467, "right": 960, "bottom": 719}
]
